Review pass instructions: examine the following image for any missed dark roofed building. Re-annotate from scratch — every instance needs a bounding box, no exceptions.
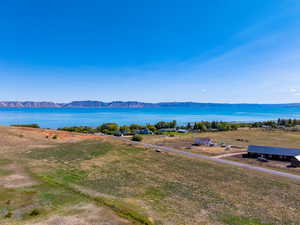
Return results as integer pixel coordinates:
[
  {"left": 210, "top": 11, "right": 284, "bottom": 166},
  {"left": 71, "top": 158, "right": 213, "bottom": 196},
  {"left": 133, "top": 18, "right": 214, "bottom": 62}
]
[
  {"left": 137, "top": 129, "right": 153, "bottom": 135},
  {"left": 247, "top": 145, "right": 300, "bottom": 167},
  {"left": 248, "top": 145, "right": 300, "bottom": 157}
]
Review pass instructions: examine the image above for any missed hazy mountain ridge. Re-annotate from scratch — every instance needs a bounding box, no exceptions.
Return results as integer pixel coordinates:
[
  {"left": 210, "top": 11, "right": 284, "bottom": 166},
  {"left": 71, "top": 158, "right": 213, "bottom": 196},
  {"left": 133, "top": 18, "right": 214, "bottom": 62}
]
[{"left": 1, "top": 101, "right": 300, "bottom": 108}]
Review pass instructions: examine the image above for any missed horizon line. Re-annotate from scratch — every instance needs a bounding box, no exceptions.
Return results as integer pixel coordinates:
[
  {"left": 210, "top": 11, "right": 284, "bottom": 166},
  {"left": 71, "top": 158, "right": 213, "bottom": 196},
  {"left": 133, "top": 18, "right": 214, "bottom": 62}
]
[{"left": 1, "top": 100, "right": 300, "bottom": 105}]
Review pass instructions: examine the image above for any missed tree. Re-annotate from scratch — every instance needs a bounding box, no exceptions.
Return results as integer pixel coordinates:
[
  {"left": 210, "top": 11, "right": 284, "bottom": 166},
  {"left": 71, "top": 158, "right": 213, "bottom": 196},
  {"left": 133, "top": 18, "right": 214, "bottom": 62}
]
[
  {"left": 120, "top": 125, "right": 131, "bottom": 134},
  {"left": 97, "top": 123, "right": 119, "bottom": 134},
  {"left": 155, "top": 121, "right": 167, "bottom": 129},
  {"left": 146, "top": 124, "right": 156, "bottom": 132},
  {"left": 170, "top": 120, "right": 177, "bottom": 128},
  {"left": 130, "top": 124, "right": 143, "bottom": 133},
  {"left": 186, "top": 122, "right": 192, "bottom": 130},
  {"left": 198, "top": 123, "right": 208, "bottom": 132}
]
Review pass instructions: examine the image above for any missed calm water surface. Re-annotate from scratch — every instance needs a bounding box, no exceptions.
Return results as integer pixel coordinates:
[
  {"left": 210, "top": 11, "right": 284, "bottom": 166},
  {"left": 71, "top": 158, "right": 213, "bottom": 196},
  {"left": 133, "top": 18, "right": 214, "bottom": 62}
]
[{"left": 1, "top": 106, "right": 300, "bottom": 128}]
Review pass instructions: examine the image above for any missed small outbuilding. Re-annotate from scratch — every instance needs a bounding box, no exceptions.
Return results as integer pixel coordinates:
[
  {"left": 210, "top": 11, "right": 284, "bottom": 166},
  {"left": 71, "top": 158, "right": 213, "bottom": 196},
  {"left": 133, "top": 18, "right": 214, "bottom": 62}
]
[
  {"left": 247, "top": 145, "right": 300, "bottom": 167},
  {"left": 194, "top": 137, "right": 213, "bottom": 146}
]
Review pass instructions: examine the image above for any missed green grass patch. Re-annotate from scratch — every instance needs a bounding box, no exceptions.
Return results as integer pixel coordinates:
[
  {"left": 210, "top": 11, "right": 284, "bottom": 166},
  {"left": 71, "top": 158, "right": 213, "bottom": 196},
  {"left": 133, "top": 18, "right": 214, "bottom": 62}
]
[
  {"left": 142, "top": 186, "right": 167, "bottom": 200},
  {"left": 0, "top": 159, "right": 12, "bottom": 166},
  {"left": 0, "top": 169, "right": 13, "bottom": 176}
]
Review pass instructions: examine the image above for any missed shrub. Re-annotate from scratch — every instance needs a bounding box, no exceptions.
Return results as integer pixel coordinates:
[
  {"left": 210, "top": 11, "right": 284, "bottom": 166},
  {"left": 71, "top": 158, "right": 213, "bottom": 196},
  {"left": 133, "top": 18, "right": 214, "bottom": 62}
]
[
  {"left": 153, "top": 131, "right": 161, "bottom": 135},
  {"left": 29, "top": 209, "right": 40, "bottom": 216},
  {"left": 132, "top": 134, "right": 143, "bottom": 142},
  {"left": 114, "top": 132, "right": 122, "bottom": 136},
  {"left": 52, "top": 135, "right": 58, "bottom": 139},
  {"left": 4, "top": 211, "right": 12, "bottom": 218}
]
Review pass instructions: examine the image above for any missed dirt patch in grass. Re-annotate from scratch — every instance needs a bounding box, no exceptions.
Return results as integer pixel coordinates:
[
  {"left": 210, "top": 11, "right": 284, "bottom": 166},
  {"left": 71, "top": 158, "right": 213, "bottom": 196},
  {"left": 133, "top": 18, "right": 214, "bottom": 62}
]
[
  {"left": 23, "top": 203, "right": 132, "bottom": 225},
  {"left": 0, "top": 164, "right": 39, "bottom": 188}
]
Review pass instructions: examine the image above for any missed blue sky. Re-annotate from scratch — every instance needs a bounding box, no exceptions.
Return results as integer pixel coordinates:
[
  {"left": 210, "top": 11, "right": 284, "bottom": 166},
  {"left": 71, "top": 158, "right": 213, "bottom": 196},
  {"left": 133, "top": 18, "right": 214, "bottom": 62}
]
[{"left": 1, "top": 0, "right": 300, "bottom": 103}]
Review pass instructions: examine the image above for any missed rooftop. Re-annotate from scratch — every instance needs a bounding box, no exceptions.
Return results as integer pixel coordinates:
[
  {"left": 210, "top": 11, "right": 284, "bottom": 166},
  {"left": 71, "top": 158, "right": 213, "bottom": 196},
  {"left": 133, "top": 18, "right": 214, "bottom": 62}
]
[{"left": 248, "top": 145, "right": 300, "bottom": 157}]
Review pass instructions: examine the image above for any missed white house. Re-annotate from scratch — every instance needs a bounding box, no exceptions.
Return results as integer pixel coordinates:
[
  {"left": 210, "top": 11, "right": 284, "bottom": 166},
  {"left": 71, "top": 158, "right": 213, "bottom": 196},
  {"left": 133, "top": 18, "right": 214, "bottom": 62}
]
[{"left": 194, "top": 138, "right": 213, "bottom": 146}]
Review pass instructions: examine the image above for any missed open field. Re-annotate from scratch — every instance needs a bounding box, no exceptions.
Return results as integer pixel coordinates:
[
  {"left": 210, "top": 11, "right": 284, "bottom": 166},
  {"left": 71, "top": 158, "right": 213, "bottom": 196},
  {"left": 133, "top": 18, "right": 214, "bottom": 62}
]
[{"left": 1, "top": 126, "right": 300, "bottom": 224}]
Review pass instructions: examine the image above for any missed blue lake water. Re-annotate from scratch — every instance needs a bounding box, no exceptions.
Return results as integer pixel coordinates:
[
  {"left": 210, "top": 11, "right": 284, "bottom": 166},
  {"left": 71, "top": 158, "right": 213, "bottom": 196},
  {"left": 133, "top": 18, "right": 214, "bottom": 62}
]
[{"left": 1, "top": 106, "right": 300, "bottom": 128}]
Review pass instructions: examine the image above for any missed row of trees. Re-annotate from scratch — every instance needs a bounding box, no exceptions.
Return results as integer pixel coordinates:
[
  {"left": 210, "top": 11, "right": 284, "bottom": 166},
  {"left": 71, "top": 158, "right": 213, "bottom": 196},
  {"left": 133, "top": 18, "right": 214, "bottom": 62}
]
[
  {"left": 277, "top": 118, "right": 300, "bottom": 127},
  {"left": 188, "top": 121, "right": 239, "bottom": 132},
  {"left": 11, "top": 123, "right": 40, "bottom": 128},
  {"left": 252, "top": 118, "right": 300, "bottom": 128},
  {"left": 58, "top": 120, "right": 178, "bottom": 135},
  {"left": 58, "top": 120, "right": 239, "bottom": 135},
  {"left": 58, "top": 118, "right": 300, "bottom": 135}
]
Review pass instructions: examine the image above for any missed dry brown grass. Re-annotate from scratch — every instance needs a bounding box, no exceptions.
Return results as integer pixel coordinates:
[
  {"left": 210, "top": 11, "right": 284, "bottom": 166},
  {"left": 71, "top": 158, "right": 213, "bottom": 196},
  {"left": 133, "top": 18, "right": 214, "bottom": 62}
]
[{"left": 0, "top": 126, "right": 106, "bottom": 154}]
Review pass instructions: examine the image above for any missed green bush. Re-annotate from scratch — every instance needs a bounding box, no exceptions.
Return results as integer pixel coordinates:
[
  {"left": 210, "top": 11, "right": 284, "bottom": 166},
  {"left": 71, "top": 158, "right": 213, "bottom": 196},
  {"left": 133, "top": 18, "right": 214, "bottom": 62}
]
[
  {"left": 4, "top": 211, "right": 12, "bottom": 218},
  {"left": 132, "top": 134, "right": 143, "bottom": 142},
  {"left": 29, "top": 209, "right": 40, "bottom": 217}
]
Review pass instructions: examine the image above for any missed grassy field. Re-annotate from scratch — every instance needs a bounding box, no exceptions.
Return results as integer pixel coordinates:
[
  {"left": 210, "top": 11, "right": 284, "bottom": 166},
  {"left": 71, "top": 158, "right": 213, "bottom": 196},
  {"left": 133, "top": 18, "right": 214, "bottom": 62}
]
[{"left": 1, "top": 126, "right": 300, "bottom": 225}]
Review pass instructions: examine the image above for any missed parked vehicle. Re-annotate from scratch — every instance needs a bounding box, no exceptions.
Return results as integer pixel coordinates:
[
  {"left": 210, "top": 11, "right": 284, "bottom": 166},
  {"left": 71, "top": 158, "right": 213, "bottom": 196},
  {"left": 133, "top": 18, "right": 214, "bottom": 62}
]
[{"left": 257, "top": 157, "right": 268, "bottom": 162}]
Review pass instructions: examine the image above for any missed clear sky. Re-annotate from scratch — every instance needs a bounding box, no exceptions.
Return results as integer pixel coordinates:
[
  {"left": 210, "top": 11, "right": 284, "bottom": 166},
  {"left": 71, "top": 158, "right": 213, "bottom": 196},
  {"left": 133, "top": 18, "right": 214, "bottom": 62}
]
[{"left": 1, "top": 0, "right": 300, "bottom": 103}]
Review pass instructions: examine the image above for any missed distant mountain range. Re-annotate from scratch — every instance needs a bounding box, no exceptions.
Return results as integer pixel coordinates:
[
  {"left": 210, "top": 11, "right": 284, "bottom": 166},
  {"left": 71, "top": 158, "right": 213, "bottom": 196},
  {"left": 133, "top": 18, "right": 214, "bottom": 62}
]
[
  {"left": 1, "top": 101, "right": 300, "bottom": 108},
  {"left": 0, "top": 101, "right": 300, "bottom": 108}
]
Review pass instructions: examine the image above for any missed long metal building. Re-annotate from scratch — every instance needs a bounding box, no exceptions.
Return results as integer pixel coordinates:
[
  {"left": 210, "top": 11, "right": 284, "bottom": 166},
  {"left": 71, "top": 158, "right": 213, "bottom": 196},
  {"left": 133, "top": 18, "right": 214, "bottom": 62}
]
[{"left": 247, "top": 145, "right": 300, "bottom": 167}]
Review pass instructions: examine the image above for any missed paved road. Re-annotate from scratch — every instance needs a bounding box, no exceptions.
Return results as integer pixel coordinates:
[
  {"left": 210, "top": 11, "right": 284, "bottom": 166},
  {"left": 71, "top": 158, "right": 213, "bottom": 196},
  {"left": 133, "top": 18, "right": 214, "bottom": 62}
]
[{"left": 112, "top": 136, "right": 300, "bottom": 182}]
